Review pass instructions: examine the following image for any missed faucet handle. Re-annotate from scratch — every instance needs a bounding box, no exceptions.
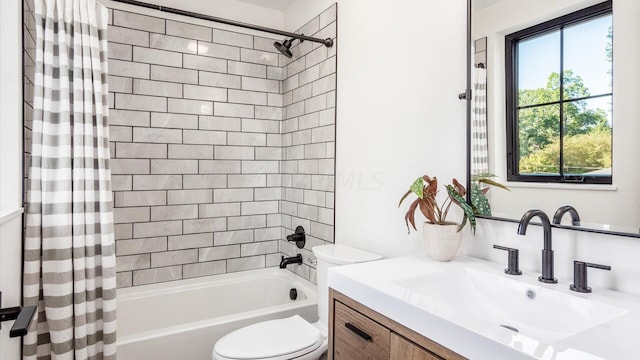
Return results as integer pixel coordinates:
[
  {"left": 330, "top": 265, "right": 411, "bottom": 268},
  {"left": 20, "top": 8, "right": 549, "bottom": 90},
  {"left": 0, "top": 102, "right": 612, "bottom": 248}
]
[
  {"left": 493, "top": 245, "right": 522, "bottom": 275},
  {"left": 570, "top": 261, "right": 611, "bottom": 293},
  {"left": 286, "top": 226, "right": 306, "bottom": 249}
]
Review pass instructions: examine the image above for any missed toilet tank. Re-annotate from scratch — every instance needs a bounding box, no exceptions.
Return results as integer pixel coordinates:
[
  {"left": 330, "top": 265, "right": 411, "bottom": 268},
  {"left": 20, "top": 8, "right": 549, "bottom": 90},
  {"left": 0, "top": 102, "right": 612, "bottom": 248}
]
[{"left": 312, "top": 244, "right": 382, "bottom": 329}]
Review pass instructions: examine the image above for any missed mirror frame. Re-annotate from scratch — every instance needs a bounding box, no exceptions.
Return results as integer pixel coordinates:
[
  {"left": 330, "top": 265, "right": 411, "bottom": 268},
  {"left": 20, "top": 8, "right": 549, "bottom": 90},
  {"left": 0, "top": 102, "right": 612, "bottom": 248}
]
[{"left": 464, "top": 0, "right": 640, "bottom": 238}]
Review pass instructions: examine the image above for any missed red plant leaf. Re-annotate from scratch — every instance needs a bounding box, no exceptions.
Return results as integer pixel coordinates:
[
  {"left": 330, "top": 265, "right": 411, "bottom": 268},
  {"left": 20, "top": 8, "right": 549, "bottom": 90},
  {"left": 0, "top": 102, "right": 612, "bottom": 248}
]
[
  {"left": 452, "top": 178, "right": 466, "bottom": 197},
  {"left": 404, "top": 199, "right": 420, "bottom": 233},
  {"left": 398, "top": 189, "right": 413, "bottom": 207},
  {"left": 418, "top": 199, "right": 435, "bottom": 223},
  {"left": 425, "top": 176, "right": 438, "bottom": 197}
]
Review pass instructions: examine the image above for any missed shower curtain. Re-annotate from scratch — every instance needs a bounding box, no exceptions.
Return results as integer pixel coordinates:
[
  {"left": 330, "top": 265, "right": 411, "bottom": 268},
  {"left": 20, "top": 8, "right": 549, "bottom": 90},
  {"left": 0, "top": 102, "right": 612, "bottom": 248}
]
[
  {"left": 23, "top": 0, "right": 117, "bottom": 359},
  {"left": 471, "top": 66, "right": 489, "bottom": 175}
]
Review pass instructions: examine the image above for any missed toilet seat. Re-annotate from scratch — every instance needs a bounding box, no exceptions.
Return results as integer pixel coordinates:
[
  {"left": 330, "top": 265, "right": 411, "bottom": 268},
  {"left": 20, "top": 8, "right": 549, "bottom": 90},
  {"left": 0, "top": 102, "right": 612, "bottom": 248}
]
[{"left": 213, "top": 315, "right": 324, "bottom": 360}]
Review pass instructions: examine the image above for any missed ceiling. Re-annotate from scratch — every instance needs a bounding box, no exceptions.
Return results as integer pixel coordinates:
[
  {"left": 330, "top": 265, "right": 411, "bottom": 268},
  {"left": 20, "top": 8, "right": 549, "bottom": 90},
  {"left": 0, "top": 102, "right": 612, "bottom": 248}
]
[
  {"left": 233, "top": 0, "right": 297, "bottom": 11},
  {"left": 122, "top": 0, "right": 288, "bottom": 30}
]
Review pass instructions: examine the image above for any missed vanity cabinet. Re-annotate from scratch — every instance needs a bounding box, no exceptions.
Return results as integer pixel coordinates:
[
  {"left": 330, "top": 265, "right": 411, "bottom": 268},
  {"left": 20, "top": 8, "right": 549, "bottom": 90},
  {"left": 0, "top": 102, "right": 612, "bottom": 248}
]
[
  {"left": 390, "top": 334, "right": 442, "bottom": 360},
  {"left": 333, "top": 300, "right": 390, "bottom": 359},
  {"left": 328, "top": 289, "right": 466, "bottom": 360}
]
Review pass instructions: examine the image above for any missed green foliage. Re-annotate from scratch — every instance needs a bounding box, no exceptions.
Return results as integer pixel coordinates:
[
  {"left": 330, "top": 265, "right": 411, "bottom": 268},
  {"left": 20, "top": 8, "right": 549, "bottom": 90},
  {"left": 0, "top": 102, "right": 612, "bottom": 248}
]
[
  {"left": 471, "top": 173, "right": 510, "bottom": 192},
  {"left": 398, "top": 176, "right": 473, "bottom": 234},
  {"left": 517, "top": 69, "right": 612, "bottom": 174},
  {"left": 471, "top": 183, "right": 491, "bottom": 216},
  {"left": 410, "top": 177, "right": 424, "bottom": 199},
  {"left": 469, "top": 174, "right": 510, "bottom": 217},
  {"left": 518, "top": 71, "right": 611, "bottom": 159},
  {"left": 520, "top": 130, "right": 612, "bottom": 174},
  {"left": 399, "top": 174, "right": 509, "bottom": 235},
  {"left": 446, "top": 185, "right": 476, "bottom": 233}
]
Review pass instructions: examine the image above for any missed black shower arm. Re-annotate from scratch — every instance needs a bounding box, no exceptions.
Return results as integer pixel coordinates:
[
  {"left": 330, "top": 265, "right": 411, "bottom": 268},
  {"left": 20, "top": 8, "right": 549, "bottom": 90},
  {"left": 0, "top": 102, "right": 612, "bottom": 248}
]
[{"left": 111, "top": 0, "right": 334, "bottom": 48}]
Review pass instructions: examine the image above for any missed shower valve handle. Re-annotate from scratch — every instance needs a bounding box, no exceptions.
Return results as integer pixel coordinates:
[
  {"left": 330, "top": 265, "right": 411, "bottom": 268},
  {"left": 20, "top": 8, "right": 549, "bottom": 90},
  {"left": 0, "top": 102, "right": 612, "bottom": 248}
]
[{"left": 286, "top": 226, "right": 306, "bottom": 249}]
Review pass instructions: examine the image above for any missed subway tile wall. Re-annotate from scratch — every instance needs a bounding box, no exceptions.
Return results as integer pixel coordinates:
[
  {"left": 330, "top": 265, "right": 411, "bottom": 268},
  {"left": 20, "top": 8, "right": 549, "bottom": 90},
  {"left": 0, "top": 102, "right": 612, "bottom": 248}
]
[
  {"left": 104, "top": 4, "right": 337, "bottom": 287},
  {"left": 23, "top": 0, "right": 36, "bottom": 206},
  {"left": 279, "top": 6, "right": 337, "bottom": 283}
]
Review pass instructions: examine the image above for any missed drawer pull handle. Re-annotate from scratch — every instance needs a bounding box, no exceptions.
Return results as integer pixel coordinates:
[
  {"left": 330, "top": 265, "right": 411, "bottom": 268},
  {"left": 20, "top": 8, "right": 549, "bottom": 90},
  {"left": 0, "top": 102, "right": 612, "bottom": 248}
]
[{"left": 345, "top": 322, "right": 372, "bottom": 341}]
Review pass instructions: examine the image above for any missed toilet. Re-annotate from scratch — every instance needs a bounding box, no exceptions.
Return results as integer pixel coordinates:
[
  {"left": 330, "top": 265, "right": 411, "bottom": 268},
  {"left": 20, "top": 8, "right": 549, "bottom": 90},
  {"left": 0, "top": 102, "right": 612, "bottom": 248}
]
[{"left": 212, "top": 244, "right": 382, "bottom": 360}]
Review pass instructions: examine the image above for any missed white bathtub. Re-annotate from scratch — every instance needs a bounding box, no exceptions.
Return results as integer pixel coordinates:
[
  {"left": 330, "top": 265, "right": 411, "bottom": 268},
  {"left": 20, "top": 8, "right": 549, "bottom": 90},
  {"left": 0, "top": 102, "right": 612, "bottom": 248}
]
[{"left": 117, "top": 268, "right": 318, "bottom": 360}]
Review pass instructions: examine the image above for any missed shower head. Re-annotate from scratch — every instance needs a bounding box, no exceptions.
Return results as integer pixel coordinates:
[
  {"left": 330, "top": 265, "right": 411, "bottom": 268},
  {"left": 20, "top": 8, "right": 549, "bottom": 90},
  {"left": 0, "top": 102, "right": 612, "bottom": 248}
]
[
  {"left": 274, "top": 34, "right": 333, "bottom": 59},
  {"left": 273, "top": 37, "right": 297, "bottom": 58}
]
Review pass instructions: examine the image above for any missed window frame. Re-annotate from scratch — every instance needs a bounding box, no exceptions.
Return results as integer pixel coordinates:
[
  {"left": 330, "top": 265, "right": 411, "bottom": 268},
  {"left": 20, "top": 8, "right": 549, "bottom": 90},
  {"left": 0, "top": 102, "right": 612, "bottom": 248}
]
[{"left": 505, "top": 0, "right": 613, "bottom": 184}]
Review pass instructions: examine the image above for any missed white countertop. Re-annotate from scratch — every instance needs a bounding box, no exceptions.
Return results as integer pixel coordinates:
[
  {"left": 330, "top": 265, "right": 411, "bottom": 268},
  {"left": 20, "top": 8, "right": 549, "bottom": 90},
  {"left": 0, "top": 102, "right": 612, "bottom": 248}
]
[{"left": 328, "top": 255, "right": 640, "bottom": 360}]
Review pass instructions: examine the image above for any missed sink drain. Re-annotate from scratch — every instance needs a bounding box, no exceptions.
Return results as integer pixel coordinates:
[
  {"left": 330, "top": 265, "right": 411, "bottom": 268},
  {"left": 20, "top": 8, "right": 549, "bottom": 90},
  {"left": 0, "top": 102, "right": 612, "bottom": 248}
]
[
  {"left": 500, "top": 324, "right": 519, "bottom": 333},
  {"left": 526, "top": 288, "right": 536, "bottom": 300}
]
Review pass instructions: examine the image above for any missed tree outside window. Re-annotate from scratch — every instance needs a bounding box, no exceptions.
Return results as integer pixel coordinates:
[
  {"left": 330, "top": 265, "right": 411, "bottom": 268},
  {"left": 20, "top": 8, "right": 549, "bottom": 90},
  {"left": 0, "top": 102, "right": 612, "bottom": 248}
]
[{"left": 505, "top": 1, "right": 612, "bottom": 184}]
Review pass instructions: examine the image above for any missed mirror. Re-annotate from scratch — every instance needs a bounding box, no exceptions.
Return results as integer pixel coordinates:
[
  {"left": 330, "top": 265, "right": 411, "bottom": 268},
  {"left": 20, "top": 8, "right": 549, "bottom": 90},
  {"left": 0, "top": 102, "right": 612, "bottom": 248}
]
[{"left": 470, "top": 0, "right": 640, "bottom": 236}]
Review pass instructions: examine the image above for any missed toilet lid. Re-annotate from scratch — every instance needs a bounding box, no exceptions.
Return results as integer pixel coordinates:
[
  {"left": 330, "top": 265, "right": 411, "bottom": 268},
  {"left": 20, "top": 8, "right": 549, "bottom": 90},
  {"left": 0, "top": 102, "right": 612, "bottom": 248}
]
[{"left": 214, "top": 315, "right": 322, "bottom": 360}]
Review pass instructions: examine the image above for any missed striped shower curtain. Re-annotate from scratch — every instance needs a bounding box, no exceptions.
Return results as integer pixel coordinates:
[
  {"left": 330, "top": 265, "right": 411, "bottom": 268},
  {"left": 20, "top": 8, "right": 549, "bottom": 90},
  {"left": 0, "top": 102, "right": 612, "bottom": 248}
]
[
  {"left": 471, "top": 66, "right": 489, "bottom": 175},
  {"left": 24, "top": 0, "right": 117, "bottom": 359}
]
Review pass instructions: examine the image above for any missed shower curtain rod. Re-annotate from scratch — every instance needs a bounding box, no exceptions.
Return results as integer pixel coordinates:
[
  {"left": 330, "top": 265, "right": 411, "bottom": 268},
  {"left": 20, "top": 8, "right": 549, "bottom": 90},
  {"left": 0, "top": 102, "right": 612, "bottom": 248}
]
[{"left": 110, "top": 0, "right": 334, "bottom": 47}]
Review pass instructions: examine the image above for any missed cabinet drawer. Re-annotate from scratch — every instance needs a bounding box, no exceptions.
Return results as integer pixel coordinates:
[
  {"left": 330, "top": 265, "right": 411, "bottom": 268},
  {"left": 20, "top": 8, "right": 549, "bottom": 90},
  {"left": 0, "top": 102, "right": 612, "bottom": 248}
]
[
  {"left": 390, "top": 333, "right": 443, "bottom": 360},
  {"left": 334, "top": 301, "right": 390, "bottom": 360}
]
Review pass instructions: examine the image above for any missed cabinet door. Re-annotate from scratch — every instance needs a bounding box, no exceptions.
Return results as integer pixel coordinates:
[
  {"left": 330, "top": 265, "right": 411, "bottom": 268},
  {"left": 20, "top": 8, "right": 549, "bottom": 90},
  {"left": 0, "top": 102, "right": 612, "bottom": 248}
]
[
  {"left": 390, "top": 333, "right": 443, "bottom": 360},
  {"left": 333, "top": 301, "right": 390, "bottom": 360}
]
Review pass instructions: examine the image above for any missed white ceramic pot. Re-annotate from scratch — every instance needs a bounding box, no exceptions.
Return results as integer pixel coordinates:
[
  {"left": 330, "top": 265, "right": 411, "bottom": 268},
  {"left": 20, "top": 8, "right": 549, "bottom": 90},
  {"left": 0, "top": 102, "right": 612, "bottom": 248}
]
[{"left": 422, "top": 222, "right": 462, "bottom": 262}]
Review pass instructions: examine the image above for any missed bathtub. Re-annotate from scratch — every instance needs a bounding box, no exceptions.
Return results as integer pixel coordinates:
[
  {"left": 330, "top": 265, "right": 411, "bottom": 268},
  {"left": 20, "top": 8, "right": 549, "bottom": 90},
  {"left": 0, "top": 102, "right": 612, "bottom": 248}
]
[{"left": 117, "top": 268, "right": 318, "bottom": 360}]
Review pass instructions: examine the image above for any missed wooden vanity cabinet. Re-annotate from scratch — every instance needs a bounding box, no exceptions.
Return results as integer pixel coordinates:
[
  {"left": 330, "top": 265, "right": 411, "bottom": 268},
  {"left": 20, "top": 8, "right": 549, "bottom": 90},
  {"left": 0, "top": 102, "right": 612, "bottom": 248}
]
[
  {"left": 328, "top": 289, "right": 466, "bottom": 360},
  {"left": 390, "top": 334, "right": 443, "bottom": 360}
]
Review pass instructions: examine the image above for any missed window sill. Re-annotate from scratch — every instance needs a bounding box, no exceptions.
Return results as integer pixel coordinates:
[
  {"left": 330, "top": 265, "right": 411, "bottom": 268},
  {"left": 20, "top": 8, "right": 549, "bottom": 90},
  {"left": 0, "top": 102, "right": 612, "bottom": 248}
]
[{"left": 505, "top": 181, "right": 617, "bottom": 191}]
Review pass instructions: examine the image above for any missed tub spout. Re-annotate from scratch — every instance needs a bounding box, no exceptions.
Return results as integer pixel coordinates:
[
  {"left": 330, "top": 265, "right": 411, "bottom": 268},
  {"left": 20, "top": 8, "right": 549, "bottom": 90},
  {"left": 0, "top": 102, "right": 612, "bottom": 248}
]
[{"left": 279, "top": 254, "right": 302, "bottom": 269}]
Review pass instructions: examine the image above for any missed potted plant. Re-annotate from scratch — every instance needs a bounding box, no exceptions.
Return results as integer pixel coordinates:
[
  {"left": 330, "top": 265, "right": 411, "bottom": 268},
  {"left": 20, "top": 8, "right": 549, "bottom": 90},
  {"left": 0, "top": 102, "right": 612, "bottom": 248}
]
[
  {"left": 470, "top": 173, "right": 510, "bottom": 216},
  {"left": 398, "top": 174, "right": 507, "bottom": 261}
]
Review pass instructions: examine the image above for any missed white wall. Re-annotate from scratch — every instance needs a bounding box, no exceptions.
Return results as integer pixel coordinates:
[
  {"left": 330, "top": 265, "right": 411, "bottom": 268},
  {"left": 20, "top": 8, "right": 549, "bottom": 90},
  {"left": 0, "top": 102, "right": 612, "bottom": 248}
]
[
  {"left": 474, "top": 0, "right": 640, "bottom": 229},
  {"left": 138, "top": 0, "right": 285, "bottom": 29},
  {"left": 286, "top": 0, "right": 468, "bottom": 257},
  {"left": 284, "top": 0, "right": 640, "bottom": 298},
  {"left": 284, "top": 0, "right": 335, "bottom": 31},
  {"left": 461, "top": 219, "right": 640, "bottom": 297},
  {"left": 1, "top": 0, "right": 23, "bottom": 216},
  {"left": 0, "top": 0, "right": 24, "bottom": 358}
]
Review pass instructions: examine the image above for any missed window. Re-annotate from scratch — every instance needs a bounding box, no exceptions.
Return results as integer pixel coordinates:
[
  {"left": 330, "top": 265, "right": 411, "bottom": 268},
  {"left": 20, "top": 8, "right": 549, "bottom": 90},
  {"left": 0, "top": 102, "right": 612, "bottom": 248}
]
[{"left": 505, "top": 1, "right": 613, "bottom": 184}]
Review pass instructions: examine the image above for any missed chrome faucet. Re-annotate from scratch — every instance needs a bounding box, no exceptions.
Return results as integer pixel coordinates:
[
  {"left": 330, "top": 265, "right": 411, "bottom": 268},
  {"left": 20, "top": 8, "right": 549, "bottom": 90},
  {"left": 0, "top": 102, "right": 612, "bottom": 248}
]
[
  {"left": 553, "top": 205, "right": 581, "bottom": 226},
  {"left": 517, "top": 209, "right": 557, "bottom": 284}
]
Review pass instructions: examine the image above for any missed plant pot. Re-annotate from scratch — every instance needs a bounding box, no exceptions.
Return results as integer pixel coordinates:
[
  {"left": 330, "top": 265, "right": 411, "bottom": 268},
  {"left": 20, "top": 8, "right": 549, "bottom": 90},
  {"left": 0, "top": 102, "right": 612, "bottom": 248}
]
[{"left": 422, "top": 222, "right": 462, "bottom": 262}]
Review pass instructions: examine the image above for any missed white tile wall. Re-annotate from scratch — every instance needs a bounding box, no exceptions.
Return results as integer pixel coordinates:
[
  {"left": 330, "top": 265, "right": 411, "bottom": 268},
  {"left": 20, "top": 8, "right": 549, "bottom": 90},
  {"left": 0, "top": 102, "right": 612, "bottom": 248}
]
[
  {"left": 102, "top": 5, "right": 336, "bottom": 287},
  {"left": 110, "top": 60, "right": 150, "bottom": 79},
  {"left": 169, "top": 233, "right": 214, "bottom": 250},
  {"left": 184, "top": 54, "right": 227, "bottom": 73},
  {"left": 108, "top": 26, "right": 149, "bottom": 47},
  {"left": 150, "top": 34, "right": 198, "bottom": 54},
  {"left": 279, "top": 5, "right": 337, "bottom": 281},
  {"left": 166, "top": 20, "right": 212, "bottom": 42}
]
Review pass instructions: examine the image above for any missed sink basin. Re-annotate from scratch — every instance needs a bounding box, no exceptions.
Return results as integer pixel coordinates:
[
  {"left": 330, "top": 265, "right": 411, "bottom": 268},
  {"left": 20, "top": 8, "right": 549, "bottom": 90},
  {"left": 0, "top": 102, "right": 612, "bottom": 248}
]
[
  {"left": 392, "top": 267, "right": 626, "bottom": 343},
  {"left": 329, "top": 255, "right": 640, "bottom": 359}
]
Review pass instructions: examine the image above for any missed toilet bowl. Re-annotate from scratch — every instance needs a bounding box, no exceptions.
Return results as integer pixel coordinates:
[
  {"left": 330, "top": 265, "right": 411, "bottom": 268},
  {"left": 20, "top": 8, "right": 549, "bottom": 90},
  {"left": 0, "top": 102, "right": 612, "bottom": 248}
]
[
  {"left": 212, "top": 244, "right": 382, "bottom": 360},
  {"left": 213, "top": 315, "right": 326, "bottom": 360}
]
